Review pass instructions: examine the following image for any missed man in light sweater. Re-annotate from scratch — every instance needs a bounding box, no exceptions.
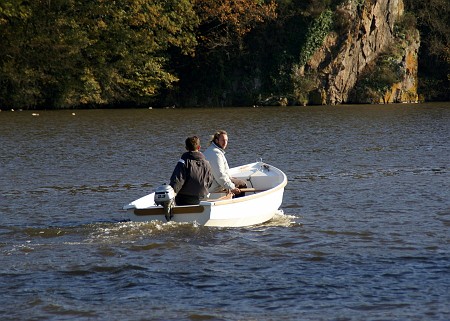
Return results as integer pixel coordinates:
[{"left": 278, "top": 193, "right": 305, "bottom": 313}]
[{"left": 203, "top": 130, "right": 247, "bottom": 197}]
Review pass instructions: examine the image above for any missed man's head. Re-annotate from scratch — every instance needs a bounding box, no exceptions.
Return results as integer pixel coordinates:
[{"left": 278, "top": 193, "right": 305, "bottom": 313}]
[
  {"left": 211, "top": 130, "right": 228, "bottom": 150},
  {"left": 185, "top": 136, "right": 201, "bottom": 151}
]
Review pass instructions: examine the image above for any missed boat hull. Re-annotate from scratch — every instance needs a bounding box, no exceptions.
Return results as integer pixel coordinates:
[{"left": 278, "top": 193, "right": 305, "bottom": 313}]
[{"left": 123, "top": 162, "right": 287, "bottom": 227}]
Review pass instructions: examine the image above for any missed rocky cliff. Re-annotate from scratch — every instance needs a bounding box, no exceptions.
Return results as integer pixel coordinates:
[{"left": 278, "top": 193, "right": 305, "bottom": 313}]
[{"left": 296, "top": 0, "right": 420, "bottom": 105}]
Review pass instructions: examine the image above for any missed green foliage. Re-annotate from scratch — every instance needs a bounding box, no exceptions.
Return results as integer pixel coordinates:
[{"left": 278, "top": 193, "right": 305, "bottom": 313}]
[
  {"left": 292, "top": 70, "right": 318, "bottom": 105},
  {"left": 0, "top": 0, "right": 31, "bottom": 24},
  {"left": 394, "top": 12, "right": 417, "bottom": 43},
  {"left": 169, "top": 0, "right": 280, "bottom": 107},
  {"left": 1, "top": 0, "right": 448, "bottom": 108},
  {"left": 403, "top": 0, "right": 449, "bottom": 100},
  {"left": 0, "top": 0, "right": 198, "bottom": 109},
  {"left": 287, "top": 7, "right": 333, "bottom": 105},
  {"left": 298, "top": 9, "right": 333, "bottom": 66},
  {"left": 353, "top": 52, "right": 403, "bottom": 103}
]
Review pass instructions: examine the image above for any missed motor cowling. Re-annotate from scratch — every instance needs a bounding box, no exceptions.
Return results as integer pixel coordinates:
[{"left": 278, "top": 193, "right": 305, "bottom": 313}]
[{"left": 154, "top": 184, "right": 175, "bottom": 221}]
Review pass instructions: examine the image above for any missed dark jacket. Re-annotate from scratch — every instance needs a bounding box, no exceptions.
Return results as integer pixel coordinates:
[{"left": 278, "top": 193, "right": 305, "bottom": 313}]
[{"left": 170, "top": 151, "right": 213, "bottom": 200}]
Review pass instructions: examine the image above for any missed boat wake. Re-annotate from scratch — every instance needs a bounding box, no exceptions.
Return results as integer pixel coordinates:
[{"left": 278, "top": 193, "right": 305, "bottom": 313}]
[{"left": 258, "top": 210, "right": 298, "bottom": 227}]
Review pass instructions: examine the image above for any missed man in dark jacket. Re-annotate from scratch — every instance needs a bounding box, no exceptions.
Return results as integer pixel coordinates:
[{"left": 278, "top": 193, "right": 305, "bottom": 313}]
[{"left": 170, "top": 136, "right": 213, "bottom": 205}]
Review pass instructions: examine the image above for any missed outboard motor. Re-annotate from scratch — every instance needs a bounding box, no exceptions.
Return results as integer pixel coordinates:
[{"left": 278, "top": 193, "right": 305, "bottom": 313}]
[{"left": 154, "top": 184, "right": 175, "bottom": 221}]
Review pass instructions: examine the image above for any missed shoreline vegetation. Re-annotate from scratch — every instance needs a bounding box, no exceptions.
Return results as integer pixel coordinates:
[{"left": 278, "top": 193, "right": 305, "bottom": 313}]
[
  {"left": 3, "top": 101, "right": 448, "bottom": 113},
  {"left": 1, "top": 0, "right": 448, "bottom": 110}
]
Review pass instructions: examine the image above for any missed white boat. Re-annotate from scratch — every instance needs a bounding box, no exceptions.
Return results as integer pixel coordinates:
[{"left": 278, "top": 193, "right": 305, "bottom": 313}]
[{"left": 122, "top": 162, "right": 287, "bottom": 227}]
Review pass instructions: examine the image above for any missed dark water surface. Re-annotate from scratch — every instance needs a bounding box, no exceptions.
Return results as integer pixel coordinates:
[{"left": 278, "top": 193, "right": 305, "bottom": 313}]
[{"left": 1, "top": 103, "right": 449, "bottom": 320}]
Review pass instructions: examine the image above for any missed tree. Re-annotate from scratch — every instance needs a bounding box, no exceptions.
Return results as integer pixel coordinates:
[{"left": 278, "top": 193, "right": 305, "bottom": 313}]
[
  {"left": 403, "top": 0, "right": 450, "bottom": 100},
  {"left": 168, "top": 0, "right": 278, "bottom": 106},
  {"left": 0, "top": 0, "right": 199, "bottom": 109},
  {"left": 193, "top": 0, "right": 277, "bottom": 49}
]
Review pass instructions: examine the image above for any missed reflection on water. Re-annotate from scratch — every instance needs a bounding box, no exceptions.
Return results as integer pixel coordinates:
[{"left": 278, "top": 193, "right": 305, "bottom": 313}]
[{"left": 1, "top": 103, "right": 449, "bottom": 320}]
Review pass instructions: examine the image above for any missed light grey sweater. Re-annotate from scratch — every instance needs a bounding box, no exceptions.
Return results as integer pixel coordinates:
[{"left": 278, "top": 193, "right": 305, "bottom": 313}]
[{"left": 203, "top": 142, "right": 236, "bottom": 192}]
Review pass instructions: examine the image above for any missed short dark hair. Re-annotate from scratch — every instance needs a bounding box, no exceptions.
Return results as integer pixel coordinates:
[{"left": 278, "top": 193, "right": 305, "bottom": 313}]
[{"left": 185, "top": 136, "right": 200, "bottom": 151}]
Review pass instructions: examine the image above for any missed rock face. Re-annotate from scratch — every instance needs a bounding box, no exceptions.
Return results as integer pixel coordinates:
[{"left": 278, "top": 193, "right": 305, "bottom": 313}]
[
  {"left": 302, "top": 0, "right": 420, "bottom": 104},
  {"left": 381, "top": 29, "right": 420, "bottom": 103}
]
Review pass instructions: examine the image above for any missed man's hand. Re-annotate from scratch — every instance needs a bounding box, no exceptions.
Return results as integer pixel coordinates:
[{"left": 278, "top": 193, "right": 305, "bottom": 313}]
[{"left": 231, "top": 188, "right": 240, "bottom": 195}]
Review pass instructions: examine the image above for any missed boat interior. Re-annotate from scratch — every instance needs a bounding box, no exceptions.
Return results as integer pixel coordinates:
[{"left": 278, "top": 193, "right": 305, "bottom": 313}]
[{"left": 207, "top": 164, "right": 284, "bottom": 200}]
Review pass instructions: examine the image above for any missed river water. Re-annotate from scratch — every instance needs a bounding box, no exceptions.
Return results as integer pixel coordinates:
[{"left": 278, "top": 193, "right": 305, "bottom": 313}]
[{"left": 1, "top": 103, "right": 449, "bottom": 320}]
